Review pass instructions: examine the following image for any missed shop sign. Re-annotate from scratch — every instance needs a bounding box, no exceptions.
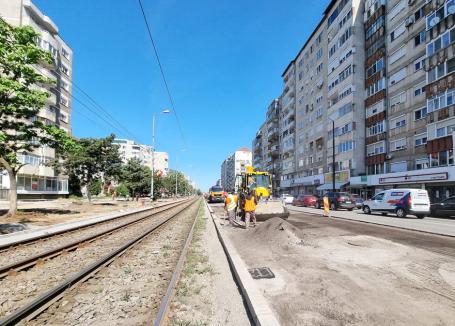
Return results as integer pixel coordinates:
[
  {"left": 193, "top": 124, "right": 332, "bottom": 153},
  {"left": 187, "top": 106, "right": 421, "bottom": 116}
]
[
  {"left": 313, "top": 179, "right": 320, "bottom": 185},
  {"left": 379, "top": 172, "right": 448, "bottom": 184},
  {"left": 324, "top": 170, "right": 350, "bottom": 184}
]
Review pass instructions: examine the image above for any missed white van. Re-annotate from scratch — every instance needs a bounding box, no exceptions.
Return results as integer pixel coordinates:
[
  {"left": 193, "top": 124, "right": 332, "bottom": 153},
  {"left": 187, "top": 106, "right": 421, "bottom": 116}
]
[{"left": 362, "top": 189, "right": 430, "bottom": 218}]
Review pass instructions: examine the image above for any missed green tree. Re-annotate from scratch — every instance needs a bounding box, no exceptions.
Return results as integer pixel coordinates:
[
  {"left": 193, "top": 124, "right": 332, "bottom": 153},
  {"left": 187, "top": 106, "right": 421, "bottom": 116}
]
[
  {"left": 0, "top": 19, "right": 76, "bottom": 216},
  {"left": 59, "top": 135, "right": 122, "bottom": 202},
  {"left": 120, "top": 158, "right": 151, "bottom": 199},
  {"left": 161, "top": 170, "right": 194, "bottom": 197},
  {"left": 116, "top": 183, "right": 130, "bottom": 198},
  {"left": 88, "top": 179, "right": 102, "bottom": 196}
]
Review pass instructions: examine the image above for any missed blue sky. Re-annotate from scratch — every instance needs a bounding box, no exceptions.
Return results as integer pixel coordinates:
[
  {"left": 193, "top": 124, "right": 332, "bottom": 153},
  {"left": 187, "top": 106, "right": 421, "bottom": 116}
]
[{"left": 35, "top": 0, "right": 327, "bottom": 191}]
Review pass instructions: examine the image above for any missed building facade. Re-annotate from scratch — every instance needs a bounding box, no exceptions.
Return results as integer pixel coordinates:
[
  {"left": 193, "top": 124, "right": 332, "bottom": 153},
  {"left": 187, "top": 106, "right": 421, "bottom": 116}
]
[
  {"left": 0, "top": 0, "right": 73, "bottom": 198},
  {"left": 113, "top": 139, "right": 169, "bottom": 175},
  {"left": 220, "top": 148, "right": 252, "bottom": 192},
  {"left": 252, "top": 0, "right": 455, "bottom": 202}
]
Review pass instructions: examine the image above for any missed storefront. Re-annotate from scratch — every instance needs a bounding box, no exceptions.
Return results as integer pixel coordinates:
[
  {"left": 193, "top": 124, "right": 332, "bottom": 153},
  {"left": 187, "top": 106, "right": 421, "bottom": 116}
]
[
  {"left": 350, "top": 167, "right": 455, "bottom": 202},
  {"left": 1, "top": 173, "right": 69, "bottom": 199}
]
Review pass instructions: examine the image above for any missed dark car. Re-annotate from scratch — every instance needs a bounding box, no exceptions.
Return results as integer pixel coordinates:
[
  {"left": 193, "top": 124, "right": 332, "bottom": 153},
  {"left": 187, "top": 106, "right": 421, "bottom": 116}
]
[
  {"left": 351, "top": 194, "right": 364, "bottom": 209},
  {"left": 317, "top": 192, "right": 356, "bottom": 211},
  {"left": 293, "top": 194, "right": 318, "bottom": 207},
  {"left": 430, "top": 197, "right": 455, "bottom": 217}
]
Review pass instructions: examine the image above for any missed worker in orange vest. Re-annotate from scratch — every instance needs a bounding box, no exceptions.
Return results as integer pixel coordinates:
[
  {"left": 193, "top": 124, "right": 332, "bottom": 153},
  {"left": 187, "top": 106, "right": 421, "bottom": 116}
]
[{"left": 243, "top": 190, "right": 257, "bottom": 228}]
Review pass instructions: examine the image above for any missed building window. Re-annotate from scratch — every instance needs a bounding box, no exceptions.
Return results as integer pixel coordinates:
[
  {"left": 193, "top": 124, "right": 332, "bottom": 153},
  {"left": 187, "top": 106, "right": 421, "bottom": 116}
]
[
  {"left": 389, "top": 45, "right": 406, "bottom": 64},
  {"left": 61, "top": 48, "right": 70, "bottom": 59},
  {"left": 430, "top": 150, "right": 454, "bottom": 167},
  {"left": 414, "top": 56, "right": 425, "bottom": 71},
  {"left": 390, "top": 138, "right": 406, "bottom": 151},
  {"left": 390, "top": 91, "right": 406, "bottom": 108},
  {"left": 366, "top": 78, "right": 385, "bottom": 97},
  {"left": 367, "top": 141, "right": 385, "bottom": 156},
  {"left": 390, "top": 22, "right": 405, "bottom": 42},
  {"left": 390, "top": 115, "right": 406, "bottom": 129},
  {"left": 414, "top": 133, "right": 427, "bottom": 146},
  {"left": 366, "top": 58, "right": 384, "bottom": 78},
  {"left": 389, "top": 161, "right": 407, "bottom": 173},
  {"left": 426, "top": 25, "right": 455, "bottom": 56},
  {"left": 427, "top": 88, "right": 455, "bottom": 113},
  {"left": 414, "top": 30, "right": 426, "bottom": 46},
  {"left": 60, "top": 63, "right": 69, "bottom": 76},
  {"left": 415, "top": 158, "right": 429, "bottom": 170},
  {"left": 367, "top": 120, "right": 385, "bottom": 137},
  {"left": 389, "top": 68, "right": 407, "bottom": 86},
  {"left": 60, "top": 95, "right": 69, "bottom": 107},
  {"left": 414, "top": 107, "right": 427, "bottom": 120},
  {"left": 338, "top": 140, "right": 354, "bottom": 153},
  {"left": 414, "top": 83, "right": 426, "bottom": 97},
  {"left": 427, "top": 57, "right": 455, "bottom": 83}
]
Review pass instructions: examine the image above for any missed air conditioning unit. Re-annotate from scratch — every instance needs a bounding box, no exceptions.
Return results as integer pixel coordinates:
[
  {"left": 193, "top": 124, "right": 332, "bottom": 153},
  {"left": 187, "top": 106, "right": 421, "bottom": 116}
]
[
  {"left": 386, "top": 154, "right": 393, "bottom": 160},
  {"left": 405, "top": 17, "right": 415, "bottom": 27}
]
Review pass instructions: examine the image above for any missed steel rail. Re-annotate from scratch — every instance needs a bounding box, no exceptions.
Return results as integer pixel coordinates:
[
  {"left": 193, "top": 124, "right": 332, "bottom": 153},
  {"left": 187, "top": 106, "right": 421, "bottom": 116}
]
[
  {"left": 0, "top": 199, "right": 188, "bottom": 252},
  {"left": 153, "top": 201, "right": 202, "bottom": 325},
  {"left": 0, "top": 198, "right": 199, "bottom": 326},
  {"left": 0, "top": 198, "right": 193, "bottom": 278}
]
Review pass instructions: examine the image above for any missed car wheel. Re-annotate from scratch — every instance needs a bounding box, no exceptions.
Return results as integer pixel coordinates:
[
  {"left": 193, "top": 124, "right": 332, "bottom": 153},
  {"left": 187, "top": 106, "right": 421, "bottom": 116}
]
[
  {"left": 347, "top": 208, "right": 353, "bottom": 211},
  {"left": 381, "top": 212, "right": 387, "bottom": 216},
  {"left": 330, "top": 202, "right": 336, "bottom": 211},
  {"left": 363, "top": 206, "right": 371, "bottom": 214},
  {"left": 396, "top": 208, "right": 407, "bottom": 218},
  {"left": 316, "top": 202, "right": 321, "bottom": 209},
  {"left": 416, "top": 214, "right": 425, "bottom": 219}
]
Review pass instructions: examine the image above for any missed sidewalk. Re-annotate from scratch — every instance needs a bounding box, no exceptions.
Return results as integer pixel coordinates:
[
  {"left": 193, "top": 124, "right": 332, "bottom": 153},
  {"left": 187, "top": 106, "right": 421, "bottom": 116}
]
[{"left": 288, "top": 205, "right": 455, "bottom": 237}]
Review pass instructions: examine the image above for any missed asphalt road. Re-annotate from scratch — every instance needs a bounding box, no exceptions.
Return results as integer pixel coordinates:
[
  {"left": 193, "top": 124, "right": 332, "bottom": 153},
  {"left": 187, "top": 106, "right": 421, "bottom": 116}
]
[
  {"left": 288, "top": 205, "right": 455, "bottom": 237},
  {"left": 288, "top": 209, "right": 455, "bottom": 259}
]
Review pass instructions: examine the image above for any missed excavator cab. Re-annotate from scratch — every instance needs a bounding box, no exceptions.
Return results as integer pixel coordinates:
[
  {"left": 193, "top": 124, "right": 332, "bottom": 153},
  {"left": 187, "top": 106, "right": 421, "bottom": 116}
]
[{"left": 235, "top": 166, "right": 289, "bottom": 221}]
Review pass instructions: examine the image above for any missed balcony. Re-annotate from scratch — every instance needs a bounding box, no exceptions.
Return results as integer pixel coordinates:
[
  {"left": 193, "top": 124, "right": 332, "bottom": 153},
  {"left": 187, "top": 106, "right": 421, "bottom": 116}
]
[
  {"left": 38, "top": 107, "right": 56, "bottom": 122},
  {"left": 267, "top": 128, "right": 279, "bottom": 141}
]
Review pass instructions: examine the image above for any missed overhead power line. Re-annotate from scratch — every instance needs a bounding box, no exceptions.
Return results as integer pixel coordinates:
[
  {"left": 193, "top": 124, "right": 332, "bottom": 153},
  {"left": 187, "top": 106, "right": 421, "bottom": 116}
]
[
  {"left": 137, "top": 0, "right": 188, "bottom": 149},
  {"left": 52, "top": 69, "right": 141, "bottom": 142}
]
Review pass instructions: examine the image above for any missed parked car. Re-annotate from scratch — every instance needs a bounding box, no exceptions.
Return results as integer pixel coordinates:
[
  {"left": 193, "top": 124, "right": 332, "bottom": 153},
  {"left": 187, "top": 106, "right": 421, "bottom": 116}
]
[
  {"left": 281, "top": 194, "right": 294, "bottom": 204},
  {"left": 317, "top": 192, "right": 355, "bottom": 210},
  {"left": 351, "top": 194, "right": 364, "bottom": 209},
  {"left": 362, "top": 189, "right": 430, "bottom": 218},
  {"left": 293, "top": 194, "right": 318, "bottom": 207},
  {"left": 430, "top": 197, "right": 455, "bottom": 217}
]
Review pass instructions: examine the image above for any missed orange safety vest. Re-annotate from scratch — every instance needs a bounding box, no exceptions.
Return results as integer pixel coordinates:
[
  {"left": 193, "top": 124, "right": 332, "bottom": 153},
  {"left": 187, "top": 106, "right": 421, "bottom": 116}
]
[{"left": 244, "top": 196, "right": 256, "bottom": 212}]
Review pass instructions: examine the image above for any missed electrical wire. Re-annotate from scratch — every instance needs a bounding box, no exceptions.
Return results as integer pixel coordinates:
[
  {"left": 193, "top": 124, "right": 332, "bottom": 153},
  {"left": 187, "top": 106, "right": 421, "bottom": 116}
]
[{"left": 137, "top": 0, "right": 188, "bottom": 149}]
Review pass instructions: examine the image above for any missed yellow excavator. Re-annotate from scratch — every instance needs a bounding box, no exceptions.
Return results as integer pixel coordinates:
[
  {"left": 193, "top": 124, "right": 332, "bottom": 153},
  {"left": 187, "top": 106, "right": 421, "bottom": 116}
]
[{"left": 235, "top": 166, "right": 289, "bottom": 221}]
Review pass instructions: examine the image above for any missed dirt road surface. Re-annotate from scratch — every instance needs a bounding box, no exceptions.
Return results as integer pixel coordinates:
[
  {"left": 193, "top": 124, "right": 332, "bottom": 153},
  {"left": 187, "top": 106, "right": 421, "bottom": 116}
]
[{"left": 211, "top": 204, "right": 455, "bottom": 325}]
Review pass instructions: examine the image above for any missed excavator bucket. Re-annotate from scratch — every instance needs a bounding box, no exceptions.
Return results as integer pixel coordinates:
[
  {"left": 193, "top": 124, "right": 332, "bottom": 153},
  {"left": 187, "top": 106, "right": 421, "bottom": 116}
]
[{"left": 254, "top": 199, "right": 289, "bottom": 221}]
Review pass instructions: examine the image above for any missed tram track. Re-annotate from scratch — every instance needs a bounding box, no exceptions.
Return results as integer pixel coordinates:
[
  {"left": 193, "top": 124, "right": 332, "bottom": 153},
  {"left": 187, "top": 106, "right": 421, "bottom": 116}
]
[
  {"left": 0, "top": 199, "right": 190, "bottom": 277},
  {"left": 0, "top": 198, "right": 198, "bottom": 324}
]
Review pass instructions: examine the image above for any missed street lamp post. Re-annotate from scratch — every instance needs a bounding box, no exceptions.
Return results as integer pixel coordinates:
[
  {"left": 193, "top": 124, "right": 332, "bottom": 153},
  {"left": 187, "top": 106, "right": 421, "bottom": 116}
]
[{"left": 151, "top": 109, "right": 170, "bottom": 201}]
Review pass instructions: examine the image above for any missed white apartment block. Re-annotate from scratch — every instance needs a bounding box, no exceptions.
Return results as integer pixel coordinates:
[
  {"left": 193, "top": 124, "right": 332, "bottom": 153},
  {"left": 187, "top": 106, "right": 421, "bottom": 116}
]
[
  {"left": 0, "top": 0, "right": 73, "bottom": 198},
  {"left": 113, "top": 139, "right": 169, "bottom": 175},
  {"left": 220, "top": 148, "right": 252, "bottom": 192}
]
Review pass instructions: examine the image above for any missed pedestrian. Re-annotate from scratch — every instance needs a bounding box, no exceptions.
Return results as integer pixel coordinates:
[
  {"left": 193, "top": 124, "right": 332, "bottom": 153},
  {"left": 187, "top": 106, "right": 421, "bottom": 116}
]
[
  {"left": 244, "top": 190, "right": 257, "bottom": 228},
  {"left": 224, "top": 192, "right": 238, "bottom": 225}
]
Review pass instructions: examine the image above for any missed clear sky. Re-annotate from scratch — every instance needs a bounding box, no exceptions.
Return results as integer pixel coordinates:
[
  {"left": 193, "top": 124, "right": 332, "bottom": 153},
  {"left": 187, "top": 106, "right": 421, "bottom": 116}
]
[{"left": 34, "top": 0, "right": 328, "bottom": 191}]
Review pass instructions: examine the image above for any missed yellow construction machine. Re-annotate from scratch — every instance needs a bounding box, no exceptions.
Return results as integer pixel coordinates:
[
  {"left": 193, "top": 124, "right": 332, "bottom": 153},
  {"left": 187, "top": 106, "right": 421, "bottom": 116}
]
[{"left": 235, "top": 166, "right": 289, "bottom": 221}]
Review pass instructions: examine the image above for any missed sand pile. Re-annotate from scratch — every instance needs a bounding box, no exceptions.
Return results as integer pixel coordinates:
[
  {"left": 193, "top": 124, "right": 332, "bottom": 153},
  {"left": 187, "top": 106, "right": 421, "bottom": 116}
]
[{"left": 247, "top": 217, "right": 304, "bottom": 247}]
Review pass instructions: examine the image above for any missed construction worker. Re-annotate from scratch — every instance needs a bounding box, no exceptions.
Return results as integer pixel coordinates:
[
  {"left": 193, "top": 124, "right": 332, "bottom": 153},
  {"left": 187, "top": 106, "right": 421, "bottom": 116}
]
[
  {"left": 224, "top": 192, "right": 238, "bottom": 225},
  {"left": 244, "top": 190, "right": 257, "bottom": 228}
]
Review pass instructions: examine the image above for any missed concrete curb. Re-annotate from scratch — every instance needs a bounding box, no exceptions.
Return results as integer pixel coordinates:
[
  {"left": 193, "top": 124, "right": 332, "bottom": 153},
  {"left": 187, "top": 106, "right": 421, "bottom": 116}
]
[
  {"left": 205, "top": 202, "right": 280, "bottom": 326},
  {"left": 287, "top": 206, "right": 455, "bottom": 238},
  {"left": 0, "top": 200, "right": 185, "bottom": 246}
]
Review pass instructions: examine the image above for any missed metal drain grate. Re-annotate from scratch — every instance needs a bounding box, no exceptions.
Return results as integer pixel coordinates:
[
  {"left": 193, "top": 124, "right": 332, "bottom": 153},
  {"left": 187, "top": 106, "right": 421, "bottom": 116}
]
[{"left": 248, "top": 267, "right": 275, "bottom": 279}]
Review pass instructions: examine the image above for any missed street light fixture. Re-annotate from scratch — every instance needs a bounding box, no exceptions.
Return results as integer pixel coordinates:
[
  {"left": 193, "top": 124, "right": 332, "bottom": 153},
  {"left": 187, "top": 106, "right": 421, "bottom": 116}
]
[{"left": 151, "top": 109, "right": 170, "bottom": 201}]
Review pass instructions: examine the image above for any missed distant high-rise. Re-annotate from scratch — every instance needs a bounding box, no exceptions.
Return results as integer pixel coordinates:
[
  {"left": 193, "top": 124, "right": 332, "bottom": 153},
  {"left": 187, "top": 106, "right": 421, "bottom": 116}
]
[{"left": 220, "top": 148, "right": 252, "bottom": 192}]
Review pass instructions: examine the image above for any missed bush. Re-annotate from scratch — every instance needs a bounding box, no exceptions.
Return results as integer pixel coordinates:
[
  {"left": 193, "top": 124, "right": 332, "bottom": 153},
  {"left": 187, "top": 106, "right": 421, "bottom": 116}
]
[
  {"left": 116, "top": 183, "right": 130, "bottom": 197},
  {"left": 89, "top": 179, "right": 102, "bottom": 196}
]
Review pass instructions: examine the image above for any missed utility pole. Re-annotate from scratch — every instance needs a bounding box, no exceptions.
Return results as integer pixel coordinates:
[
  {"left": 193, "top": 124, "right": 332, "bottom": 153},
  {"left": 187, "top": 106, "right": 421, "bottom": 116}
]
[
  {"left": 151, "top": 115, "right": 155, "bottom": 200},
  {"left": 332, "top": 119, "right": 336, "bottom": 193}
]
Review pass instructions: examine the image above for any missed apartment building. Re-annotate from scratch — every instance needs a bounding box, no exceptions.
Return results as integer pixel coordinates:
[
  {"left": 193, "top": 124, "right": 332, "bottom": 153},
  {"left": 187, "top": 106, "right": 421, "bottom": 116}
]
[
  {"left": 252, "top": 122, "right": 267, "bottom": 171},
  {"left": 0, "top": 0, "right": 73, "bottom": 198},
  {"left": 220, "top": 148, "right": 252, "bottom": 192},
  {"left": 113, "top": 139, "right": 169, "bottom": 175},
  {"left": 350, "top": 0, "right": 455, "bottom": 201}
]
